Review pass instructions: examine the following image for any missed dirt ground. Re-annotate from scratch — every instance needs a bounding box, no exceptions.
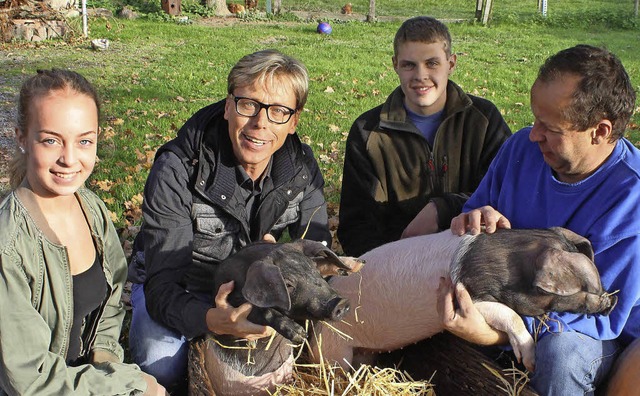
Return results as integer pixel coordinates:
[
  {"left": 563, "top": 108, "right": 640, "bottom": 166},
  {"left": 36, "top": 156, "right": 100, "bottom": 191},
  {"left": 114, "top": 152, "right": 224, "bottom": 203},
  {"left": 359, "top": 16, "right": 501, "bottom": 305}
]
[{"left": 195, "top": 9, "right": 408, "bottom": 27}]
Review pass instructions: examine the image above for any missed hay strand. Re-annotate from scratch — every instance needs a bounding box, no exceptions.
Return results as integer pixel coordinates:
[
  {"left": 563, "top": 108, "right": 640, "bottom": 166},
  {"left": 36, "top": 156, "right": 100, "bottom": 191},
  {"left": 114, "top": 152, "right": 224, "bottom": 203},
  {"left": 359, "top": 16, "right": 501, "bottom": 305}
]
[
  {"left": 482, "top": 362, "right": 531, "bottom": 396},
  {"left": 270, "top": 361, "right": 435, "bottom": 396}
]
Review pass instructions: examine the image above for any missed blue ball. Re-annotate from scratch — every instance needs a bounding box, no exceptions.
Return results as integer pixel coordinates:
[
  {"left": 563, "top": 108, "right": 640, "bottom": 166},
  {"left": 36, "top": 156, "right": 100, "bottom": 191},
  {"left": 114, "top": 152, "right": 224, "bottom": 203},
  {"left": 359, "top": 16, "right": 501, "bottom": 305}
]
[{"left": 317, "top": 22, "right": 332, "bottom": 35}]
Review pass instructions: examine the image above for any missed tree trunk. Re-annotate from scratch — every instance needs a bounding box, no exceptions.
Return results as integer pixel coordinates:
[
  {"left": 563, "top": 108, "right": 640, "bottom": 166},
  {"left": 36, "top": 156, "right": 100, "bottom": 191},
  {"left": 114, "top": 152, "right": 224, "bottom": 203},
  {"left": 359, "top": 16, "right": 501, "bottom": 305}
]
[
  {"left": 366, "top": 0, "right": 376, "bottom": 22},
  {"left": 205, "top": 0, "right": 231, "bottom": 16},
  {"left": 273, "top": 0, "right": 281, "bottom": 14},
  {"left": 635, "top": 0, "right": 639, "bottom": 18}
]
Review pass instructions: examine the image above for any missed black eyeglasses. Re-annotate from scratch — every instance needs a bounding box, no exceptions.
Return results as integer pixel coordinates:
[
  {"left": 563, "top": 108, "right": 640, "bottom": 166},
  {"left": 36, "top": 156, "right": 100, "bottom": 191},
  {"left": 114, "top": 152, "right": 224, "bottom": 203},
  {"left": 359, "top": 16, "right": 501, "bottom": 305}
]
[{"left": 232, "top": 95, "right": 296, "bottom": 125}]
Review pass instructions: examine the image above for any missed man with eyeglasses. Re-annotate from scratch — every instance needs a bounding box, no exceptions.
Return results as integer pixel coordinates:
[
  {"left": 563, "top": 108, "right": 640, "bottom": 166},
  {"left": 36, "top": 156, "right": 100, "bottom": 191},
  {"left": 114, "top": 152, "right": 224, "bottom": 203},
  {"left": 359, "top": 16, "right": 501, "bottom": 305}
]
[{"left": 127, "top": 49, "right": 331, "bottom": 394}]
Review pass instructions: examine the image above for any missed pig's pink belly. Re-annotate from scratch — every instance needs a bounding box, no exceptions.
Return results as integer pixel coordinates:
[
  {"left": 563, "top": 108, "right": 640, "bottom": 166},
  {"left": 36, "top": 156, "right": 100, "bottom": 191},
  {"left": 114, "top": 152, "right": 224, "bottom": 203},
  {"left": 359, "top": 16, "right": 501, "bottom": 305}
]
[
  {"left": 204, "top": 346, "right": 294, "bottom": 395},
  {"left": 329, "top": 231, "right": 460, "bottom": 352}
]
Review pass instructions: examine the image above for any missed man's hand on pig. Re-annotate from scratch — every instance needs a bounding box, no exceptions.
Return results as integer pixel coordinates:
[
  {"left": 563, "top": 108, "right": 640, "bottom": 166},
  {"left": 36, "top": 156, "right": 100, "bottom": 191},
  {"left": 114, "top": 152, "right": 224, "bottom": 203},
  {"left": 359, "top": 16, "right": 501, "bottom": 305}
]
[
  {"left": 262, "top": 233, "right": 277, "bottom": 243},
  {"left": 207, "top": 281, "right": 274, "bottom": 341},
  {"left": 450, "top": 205, "right": 511, "bottom": 236},
  {"left": 436, "top": 277, "right": 508, "bottom": 346},
  {"left": 401, "top": 201, "right": 439, "bottom": 238}
]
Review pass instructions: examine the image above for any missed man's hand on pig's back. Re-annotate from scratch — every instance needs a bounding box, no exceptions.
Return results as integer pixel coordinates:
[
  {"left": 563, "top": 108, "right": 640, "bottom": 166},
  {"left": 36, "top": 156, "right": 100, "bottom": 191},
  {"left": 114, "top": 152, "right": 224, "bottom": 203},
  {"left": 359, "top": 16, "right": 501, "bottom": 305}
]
[{"left": 450, "top": 206, "right": 511, "bottom": 236}]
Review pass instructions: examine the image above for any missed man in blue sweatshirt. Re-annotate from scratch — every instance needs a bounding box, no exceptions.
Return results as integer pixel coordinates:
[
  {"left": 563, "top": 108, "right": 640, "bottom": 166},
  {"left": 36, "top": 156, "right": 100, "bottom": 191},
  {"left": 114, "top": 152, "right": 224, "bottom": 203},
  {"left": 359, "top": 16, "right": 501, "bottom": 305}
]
[{"left": 442, "top": 45, "right": 640, "bottom": 395}]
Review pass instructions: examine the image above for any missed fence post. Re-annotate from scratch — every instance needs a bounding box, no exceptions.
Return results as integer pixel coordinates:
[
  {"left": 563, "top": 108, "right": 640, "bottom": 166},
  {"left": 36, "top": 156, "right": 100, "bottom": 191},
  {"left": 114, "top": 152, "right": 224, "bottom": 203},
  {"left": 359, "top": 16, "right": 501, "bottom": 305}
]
[
  {"left": 475, "top": 0, "right": 483, "bottom": 20},
  {"left": 481, "top": 0, "right": 493, "bottom": 25},
  {"left": 539, "top": 0, "right": 548, "bottom": 16},
  {"left": 366, "top": 0, "right": 376, "bottom": 22}
]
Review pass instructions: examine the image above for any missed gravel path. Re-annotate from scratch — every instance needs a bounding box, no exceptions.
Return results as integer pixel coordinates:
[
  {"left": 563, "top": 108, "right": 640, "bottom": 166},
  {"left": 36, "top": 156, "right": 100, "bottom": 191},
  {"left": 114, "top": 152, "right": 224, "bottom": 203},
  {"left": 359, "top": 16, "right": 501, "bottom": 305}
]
[{"left": 0, "top": 75, "right": 19, "bottom": 196}]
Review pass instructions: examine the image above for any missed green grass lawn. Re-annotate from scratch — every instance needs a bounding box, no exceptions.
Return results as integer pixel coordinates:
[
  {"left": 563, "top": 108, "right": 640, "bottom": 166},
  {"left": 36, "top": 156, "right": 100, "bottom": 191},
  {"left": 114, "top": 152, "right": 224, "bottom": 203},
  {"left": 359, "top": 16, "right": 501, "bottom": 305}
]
[{"left": 2, "top": 0, "right": 640, "bottom": 229}]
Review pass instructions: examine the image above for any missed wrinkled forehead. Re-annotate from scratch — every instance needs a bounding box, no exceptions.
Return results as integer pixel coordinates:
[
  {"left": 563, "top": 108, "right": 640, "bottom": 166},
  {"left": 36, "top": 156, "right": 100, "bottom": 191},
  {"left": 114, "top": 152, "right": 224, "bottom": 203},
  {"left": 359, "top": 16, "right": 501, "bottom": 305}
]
[
  {"left": 234, "top": 78, "right": 297, "bottom": 107},
  {"left": 530, "top": 77, "right": 579, "bottom": 118}
]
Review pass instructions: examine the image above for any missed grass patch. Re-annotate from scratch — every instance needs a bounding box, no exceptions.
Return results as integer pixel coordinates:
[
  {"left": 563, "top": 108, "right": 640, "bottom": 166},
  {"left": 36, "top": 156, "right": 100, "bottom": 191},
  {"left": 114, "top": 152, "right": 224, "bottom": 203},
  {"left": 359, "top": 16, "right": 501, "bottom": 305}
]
[{"left": 2, "top": 1, "right": 640, "bottom": 226}]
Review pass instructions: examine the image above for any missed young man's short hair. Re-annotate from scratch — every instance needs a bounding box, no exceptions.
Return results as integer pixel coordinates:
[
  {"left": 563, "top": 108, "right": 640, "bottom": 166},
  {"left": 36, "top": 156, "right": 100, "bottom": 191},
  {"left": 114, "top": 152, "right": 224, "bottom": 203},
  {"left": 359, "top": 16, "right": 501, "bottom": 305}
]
[{"left": 393, "top": 16, "right": 452, "bottom": 58}]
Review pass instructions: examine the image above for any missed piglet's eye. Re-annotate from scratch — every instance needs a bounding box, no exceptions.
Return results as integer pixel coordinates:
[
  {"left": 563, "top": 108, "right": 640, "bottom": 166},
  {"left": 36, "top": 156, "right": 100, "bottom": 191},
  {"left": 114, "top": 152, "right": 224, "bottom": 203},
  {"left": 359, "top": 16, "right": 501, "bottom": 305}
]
[
  {"left": 285, "top": 282, "right": 295, "bottom": 293},
  {"left": 536, "top": 286, "right": 552, "bottom": 295}
]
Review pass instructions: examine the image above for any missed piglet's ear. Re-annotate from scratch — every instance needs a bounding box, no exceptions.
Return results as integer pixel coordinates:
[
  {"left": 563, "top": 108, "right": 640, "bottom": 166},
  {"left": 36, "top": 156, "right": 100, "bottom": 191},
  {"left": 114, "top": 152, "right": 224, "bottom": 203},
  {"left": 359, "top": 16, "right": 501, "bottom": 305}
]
[
  {"left": 243, "top": 259, "right": 291, "bottom": 310},
  {"left": 533, "top": 249, "right": 583, "bottom": 296},
  {"left": 294, "top": 239, "right": 365, "bottom": 276},
  {"left": 550, "top": 227, "right": 594, "bottom": 261}
]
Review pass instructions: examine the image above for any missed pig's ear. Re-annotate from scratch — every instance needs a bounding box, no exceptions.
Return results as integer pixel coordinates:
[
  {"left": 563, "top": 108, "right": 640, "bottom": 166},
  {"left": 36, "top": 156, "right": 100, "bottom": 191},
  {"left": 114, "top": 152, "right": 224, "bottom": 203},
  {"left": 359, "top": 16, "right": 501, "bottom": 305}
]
[
  {"left": 533, "top": 249, "right": 583, "bottom": 295},
  {"left": 242, "top": 259, "right": 291, "bottom": 310},
  {"left": 295, "top": 239, "right": 365, "bottom": 276},
  {"left": 550, "top": 227, "right": 594, "bottom": 261}
]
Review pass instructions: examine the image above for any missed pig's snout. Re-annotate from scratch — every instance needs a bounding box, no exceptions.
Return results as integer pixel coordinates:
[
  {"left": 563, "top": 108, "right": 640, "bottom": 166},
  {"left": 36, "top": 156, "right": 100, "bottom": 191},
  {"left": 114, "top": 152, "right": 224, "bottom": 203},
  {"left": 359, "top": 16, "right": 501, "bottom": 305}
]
[
  {"left": 327, "top": 297, "right": 351, "bottom": 321},
  {"left": 599, "top": 292, "right": 618, "bottom": 316},
  {"left": 584, "top": 291, "right": 618, "bottom": 316}
]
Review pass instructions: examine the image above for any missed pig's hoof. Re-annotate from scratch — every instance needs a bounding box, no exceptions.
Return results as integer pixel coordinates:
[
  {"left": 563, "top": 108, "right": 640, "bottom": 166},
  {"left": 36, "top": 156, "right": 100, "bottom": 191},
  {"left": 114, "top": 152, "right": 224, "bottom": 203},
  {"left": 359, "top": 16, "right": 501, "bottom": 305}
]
[
  {"left": 514, "top": 340, "right": 536, "bottom": 372},
  {"left": 283, "top": 326, "right": 308, "bottom": 344},
  {"left": 519, "top": 345, "right": 536, "bottom": 373},
  {"left": 509, "top": 332, "right": 536, "bottom": 372},
  {"left": 290, "top": 331, "right": 307, "bottom": 345}
]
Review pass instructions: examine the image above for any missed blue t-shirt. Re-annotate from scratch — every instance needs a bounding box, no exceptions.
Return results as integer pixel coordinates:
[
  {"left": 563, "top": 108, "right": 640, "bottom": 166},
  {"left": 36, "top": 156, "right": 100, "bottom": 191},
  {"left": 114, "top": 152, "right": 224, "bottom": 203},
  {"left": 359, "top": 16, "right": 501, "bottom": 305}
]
[
  {"left": 406, "top": 107, "right": 444, "bottom": 147},
  {"left": 464, "top": 127, "right": 640, "bottom": 345}
]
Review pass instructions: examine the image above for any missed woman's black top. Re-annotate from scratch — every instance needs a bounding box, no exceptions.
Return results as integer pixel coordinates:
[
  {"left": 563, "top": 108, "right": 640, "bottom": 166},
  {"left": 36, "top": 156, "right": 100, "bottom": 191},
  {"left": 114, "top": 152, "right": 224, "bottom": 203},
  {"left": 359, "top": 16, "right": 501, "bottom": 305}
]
[{"left": 66, "top": 255, "right": 107, "bottom": 365}]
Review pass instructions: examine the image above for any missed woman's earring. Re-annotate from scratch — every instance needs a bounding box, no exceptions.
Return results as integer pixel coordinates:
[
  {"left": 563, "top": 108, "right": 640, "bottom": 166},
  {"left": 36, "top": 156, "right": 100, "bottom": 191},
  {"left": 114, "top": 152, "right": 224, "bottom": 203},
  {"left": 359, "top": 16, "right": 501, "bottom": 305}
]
[{"left": 19, "top": 146, "right": 25, "bottom": 154}]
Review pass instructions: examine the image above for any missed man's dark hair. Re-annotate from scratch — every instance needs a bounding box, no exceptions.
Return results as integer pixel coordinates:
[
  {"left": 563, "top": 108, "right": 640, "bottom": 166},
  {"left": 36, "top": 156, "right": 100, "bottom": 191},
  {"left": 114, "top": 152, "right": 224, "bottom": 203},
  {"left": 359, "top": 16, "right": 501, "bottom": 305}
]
[{"left": 537, "top": 45, "right": 636, "bottom": 141}]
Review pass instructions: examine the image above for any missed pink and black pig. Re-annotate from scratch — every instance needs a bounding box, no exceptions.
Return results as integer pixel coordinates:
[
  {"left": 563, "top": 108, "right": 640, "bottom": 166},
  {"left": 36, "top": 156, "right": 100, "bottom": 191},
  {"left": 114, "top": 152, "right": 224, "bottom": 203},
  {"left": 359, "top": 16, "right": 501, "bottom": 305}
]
[
  {"left": 203, "top": 239, "right": 363, "bottom": 395},
  {"left": 311, "top": 227, "right": 617, "bottom": 373}
]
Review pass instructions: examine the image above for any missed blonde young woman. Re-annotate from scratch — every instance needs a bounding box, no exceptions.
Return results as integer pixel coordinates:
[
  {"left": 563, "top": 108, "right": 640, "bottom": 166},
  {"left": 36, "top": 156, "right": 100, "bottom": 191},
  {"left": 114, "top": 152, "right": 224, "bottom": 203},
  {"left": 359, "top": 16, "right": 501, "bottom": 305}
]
[{"left": 0, "top": 69, "right": 167, "bottom": 395}]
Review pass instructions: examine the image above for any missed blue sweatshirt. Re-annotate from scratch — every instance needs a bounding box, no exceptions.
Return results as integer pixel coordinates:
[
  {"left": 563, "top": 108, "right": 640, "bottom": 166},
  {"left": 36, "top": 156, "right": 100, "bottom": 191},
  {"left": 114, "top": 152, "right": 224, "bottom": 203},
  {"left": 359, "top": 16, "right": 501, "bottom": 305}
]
[{"left": 464, "top": 127, "right": 640, "bottom": 346}]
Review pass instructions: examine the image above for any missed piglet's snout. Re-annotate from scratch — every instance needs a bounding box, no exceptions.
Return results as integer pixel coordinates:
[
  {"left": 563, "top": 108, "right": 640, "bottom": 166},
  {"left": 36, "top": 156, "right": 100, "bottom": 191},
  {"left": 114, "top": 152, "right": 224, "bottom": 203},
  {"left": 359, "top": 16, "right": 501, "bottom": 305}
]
[
  {"left": 583, "top": 291, "right": 618, "bottom": 316},
  {"left": 600, "top": 293, "right": 618, "bottom": 316},
  {"left": 327, "top": 297, "right": 351, "bottom": 321}
]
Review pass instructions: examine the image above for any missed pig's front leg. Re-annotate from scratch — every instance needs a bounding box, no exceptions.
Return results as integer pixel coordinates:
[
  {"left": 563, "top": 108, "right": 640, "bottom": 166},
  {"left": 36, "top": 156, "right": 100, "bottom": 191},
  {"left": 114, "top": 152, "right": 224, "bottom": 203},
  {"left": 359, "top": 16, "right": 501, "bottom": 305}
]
[
  {"left": 474, "top": 301, "right": 536, "bottom": 372},
  {"left": 249, "top": 308, "right": 307, "bottom": 344}
]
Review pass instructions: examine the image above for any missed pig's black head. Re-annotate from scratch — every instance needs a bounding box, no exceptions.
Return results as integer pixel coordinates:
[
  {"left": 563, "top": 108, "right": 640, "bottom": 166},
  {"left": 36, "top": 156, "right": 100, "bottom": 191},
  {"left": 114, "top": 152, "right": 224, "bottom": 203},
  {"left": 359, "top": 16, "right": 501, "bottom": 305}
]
[
  {"left": 531, "top": 227, "right": 618, "bottom": 315},
  {"left": 241, "top": 240, "right": 357, "bottom": 323},
  {"left": 460, "top": 227, "right": 617, "bottom": 317}
]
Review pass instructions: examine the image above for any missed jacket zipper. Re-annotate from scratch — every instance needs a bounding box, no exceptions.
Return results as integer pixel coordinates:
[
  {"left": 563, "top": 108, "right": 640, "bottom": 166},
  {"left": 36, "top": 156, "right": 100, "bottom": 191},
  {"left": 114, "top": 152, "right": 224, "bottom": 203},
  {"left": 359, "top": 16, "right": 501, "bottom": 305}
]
[
  {"left": 427, "top": 150, "right": 436, "bottom": 194},
  {"left": 441, "top": 154, "right": 449, "bottom": 191}
]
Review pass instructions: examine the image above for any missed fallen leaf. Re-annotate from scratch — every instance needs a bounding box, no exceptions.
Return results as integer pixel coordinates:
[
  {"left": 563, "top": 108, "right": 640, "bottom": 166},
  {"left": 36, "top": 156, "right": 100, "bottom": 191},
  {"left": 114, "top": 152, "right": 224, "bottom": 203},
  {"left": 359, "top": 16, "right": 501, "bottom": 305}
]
[
  {"left": 95, "top": 179, "right": 113, "bottom": 191},
  {"left": 131, "top": 193, "right": 143, "bottom": 206},
  {"left": 101, "top": 126, "right": 116, "bottom": 139},
  {"left": 109, "top": 210, "right": 118, "bottom": 223}
]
